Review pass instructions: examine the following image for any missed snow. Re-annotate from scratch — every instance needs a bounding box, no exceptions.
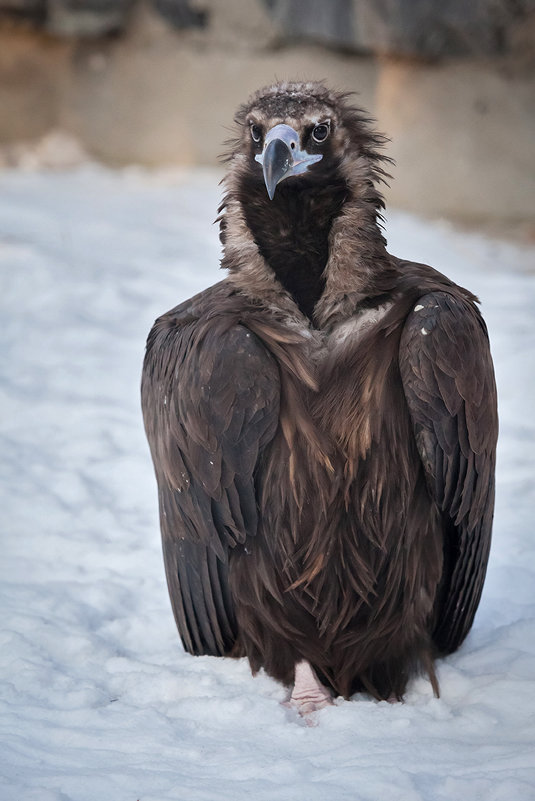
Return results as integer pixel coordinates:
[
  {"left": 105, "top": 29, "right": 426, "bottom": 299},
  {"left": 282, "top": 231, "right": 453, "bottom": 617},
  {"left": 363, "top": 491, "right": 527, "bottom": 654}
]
[{"left": 1, "top": 165, "right": 534, "bottom": 801}]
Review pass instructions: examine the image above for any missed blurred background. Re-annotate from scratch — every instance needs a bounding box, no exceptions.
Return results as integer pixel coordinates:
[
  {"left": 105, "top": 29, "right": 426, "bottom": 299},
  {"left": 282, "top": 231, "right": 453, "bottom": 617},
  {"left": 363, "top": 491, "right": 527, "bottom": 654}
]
[{"left": 0, "top": 0, "right": 534, "bottom": 234}]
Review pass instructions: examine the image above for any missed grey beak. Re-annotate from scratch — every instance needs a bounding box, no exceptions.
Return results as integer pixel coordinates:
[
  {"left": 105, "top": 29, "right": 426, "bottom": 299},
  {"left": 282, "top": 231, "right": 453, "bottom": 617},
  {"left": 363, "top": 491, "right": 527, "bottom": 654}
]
[
  {"left": 254, "top": 123, "right": 323, "bottom": 200},
  {"left": 262, "top": 138, "right": 293, "bottom": 201}
]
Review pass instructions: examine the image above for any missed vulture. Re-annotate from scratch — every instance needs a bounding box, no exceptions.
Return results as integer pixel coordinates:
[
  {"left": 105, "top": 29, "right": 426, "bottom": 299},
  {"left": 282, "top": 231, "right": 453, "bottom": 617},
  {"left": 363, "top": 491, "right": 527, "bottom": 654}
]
[{"left": 141, "top": 81, "right": 498, "bottom": 713}]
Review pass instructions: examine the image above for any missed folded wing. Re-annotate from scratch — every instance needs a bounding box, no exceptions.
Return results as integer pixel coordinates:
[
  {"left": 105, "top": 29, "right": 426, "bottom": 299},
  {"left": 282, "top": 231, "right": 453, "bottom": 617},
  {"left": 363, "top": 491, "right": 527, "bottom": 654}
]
[
  {"left": 399, "top": 291, "right": 498, "bottom": 653},
  {"left": 142, "top": 302, "right": 280, "bottom": 655}
]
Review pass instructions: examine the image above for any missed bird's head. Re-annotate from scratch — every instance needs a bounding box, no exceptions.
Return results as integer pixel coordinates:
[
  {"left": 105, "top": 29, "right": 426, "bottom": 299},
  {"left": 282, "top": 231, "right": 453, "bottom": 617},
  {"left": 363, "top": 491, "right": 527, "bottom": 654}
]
[
  {"left": 219, "top": 82, "right": 394, "bottom": 321},
  {"left": 224, "top": 80, "right": 390, "bottom": 204}
]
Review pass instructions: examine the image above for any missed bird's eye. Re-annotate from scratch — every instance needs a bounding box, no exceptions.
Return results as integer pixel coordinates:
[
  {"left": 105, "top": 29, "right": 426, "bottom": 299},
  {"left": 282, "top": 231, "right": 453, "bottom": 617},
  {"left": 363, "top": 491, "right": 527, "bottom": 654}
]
[
  {"left": 250, "top": 124, "right": 262, "bottom": 143},
  {"left": 312, "top": 122, "right": 330, "bottom": 143}
]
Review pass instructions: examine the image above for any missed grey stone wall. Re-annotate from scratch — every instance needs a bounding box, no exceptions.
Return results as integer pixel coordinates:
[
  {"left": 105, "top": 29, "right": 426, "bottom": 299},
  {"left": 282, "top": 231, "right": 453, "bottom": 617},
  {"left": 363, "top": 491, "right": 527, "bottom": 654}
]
[
  {"left": 263, "top": 0, "right": 535, "bottom": 60},
  {"left": 0, "top": 0, "right": 206, "bottom": 34},
  {"left": 2, "top": 0, "right": 534, "bottom": 61}
]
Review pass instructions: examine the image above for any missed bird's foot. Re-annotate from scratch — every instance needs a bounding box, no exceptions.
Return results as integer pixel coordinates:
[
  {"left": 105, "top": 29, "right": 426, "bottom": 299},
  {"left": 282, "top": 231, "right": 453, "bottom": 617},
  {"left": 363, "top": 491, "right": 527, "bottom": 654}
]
[{"left": 283, "top": 660, "right": 333, "bottom": 716}]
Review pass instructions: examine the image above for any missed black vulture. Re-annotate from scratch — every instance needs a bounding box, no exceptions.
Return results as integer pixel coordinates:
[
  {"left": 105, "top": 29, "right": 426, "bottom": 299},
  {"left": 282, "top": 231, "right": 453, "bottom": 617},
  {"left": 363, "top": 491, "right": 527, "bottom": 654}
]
[{"left": 141, "top": 81, "right": 498, "bottom": 713}]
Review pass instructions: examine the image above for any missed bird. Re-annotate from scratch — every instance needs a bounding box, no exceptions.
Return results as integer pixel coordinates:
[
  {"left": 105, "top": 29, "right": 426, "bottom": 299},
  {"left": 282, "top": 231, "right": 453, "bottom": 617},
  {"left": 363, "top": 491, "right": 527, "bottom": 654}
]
[{"left": 141, "top": 81, "right": 498, "bottom": 713}]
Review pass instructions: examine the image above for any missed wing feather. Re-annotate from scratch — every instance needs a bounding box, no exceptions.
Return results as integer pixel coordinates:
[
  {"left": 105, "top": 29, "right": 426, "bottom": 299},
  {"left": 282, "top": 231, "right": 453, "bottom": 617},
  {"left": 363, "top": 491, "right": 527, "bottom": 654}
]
[
  {"left": 400, "top": 291, "right": 498, "bottom": 654},
  {"left": 142, "top": 292, "right": 280, "bottom": 655}
]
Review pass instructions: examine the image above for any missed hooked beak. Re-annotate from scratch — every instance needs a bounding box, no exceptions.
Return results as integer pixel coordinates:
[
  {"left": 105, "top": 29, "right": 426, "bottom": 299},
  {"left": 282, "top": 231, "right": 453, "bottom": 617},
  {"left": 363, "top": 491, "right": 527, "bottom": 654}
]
[{"left": 255, "top": 124, "right": 323, "bottom": 200}]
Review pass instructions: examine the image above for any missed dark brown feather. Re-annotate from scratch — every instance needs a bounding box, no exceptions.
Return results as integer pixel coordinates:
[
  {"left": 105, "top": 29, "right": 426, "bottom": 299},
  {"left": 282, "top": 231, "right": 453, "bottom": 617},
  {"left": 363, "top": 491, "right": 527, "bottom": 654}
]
[
  {"left": 141, "top": 81, "right": 498, "bottom": 702},
  {"left": 399, "top": 291, "right": 497, "bottom": 653}
]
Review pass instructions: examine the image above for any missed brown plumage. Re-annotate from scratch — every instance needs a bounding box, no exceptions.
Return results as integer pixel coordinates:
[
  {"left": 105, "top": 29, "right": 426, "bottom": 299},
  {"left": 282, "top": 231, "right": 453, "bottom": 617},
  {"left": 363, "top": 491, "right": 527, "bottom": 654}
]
[{"left": 141, "top": 81, "right": 498, "bottom": 703}]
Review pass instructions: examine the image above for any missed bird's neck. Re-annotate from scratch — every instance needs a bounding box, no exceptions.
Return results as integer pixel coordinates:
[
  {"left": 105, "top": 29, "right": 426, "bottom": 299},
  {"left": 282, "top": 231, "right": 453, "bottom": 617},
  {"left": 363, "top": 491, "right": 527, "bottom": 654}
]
[
  {"left": 221, "top": 171, "right": 395, "bottom": 328},
  {"left": 240, "top": 177, "right": 348, "bottom": 320}
]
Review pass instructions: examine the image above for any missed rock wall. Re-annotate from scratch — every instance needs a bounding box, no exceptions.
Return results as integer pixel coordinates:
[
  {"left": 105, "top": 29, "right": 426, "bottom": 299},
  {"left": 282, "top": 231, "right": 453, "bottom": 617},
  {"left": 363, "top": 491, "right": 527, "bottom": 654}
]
[
  {"left": 378, "top": 59, "right": 535, "bottom": 225},
  {"left": 0, "top": 0, "right": 534, "bottom": 228},
  {"left": 263, "top": 0, "right": 535, "bottom": 60}
]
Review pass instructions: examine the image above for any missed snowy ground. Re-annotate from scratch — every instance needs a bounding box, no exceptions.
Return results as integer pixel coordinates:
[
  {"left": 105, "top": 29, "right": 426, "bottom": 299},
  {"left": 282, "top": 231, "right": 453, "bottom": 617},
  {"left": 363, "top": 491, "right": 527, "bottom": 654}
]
[{"left": 1, "top": 166, "right": 534, "bottom": 801}]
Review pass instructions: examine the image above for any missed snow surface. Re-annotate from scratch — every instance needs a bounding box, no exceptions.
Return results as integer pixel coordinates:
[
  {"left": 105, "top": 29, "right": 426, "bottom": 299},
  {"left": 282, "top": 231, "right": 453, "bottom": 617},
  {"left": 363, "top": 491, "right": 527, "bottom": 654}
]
[{"left": 1, "top": 166, "right": 535, "bottom": 801}]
